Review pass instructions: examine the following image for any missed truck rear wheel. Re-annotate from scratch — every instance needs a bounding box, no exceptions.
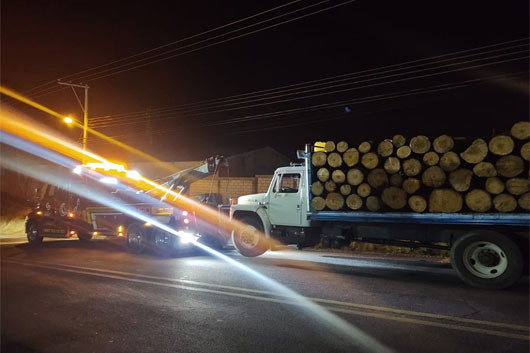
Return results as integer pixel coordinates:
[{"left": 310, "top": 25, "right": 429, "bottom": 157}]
[
  {"left": 127, "top": 222, "right": 147, "bottom": 254},
  {"left": 450, "top": 231, "right": 523, "bottom": 289},
  {"left": 78, "top": 232, "right": 93, "bottom": 242},
  {"left": 27, "top": 223, "right": 43, "bottom": 245},
  {"left": 233, "top": 216, "right": 269, "bottom": 257}
]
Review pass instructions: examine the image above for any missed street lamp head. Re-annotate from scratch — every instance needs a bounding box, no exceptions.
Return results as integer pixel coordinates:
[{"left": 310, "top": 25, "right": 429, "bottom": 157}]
[{"left": 64, "top": 116, "right": 73, "bottom": 124}]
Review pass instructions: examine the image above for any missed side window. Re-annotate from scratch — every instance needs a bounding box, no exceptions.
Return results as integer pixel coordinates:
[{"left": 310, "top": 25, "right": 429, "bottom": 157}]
[{"left": 279, "top": 173, "right": 301, "bottom": 193}]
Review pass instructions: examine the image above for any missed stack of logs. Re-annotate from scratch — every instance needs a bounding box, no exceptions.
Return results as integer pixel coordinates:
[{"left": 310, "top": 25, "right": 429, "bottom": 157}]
[{"left": 310, "top": 121, "right": 530, "bottom": 213}]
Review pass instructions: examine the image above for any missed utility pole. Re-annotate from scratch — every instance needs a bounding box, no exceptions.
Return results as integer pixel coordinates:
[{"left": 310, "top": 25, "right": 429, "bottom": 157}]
[{"left": 58, "top": 81, "right": 90, "bottom": 151}]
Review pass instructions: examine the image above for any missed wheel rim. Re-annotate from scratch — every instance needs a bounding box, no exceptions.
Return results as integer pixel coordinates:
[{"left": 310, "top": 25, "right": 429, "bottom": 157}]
[
  {"left": 462, "top": 241, "right": 508, "bottom": 279},
  {"left": 28, "top": 225, "right": 38, "bottom": 241},
  {"left": 128, "top": 229, "right": 143, "bottom": 249},
  {"left": 238, "top": 225, "right": 260, "bottom": 249}
]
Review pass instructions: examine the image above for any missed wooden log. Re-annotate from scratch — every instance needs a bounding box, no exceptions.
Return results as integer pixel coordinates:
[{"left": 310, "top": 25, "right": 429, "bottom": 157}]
[
  {"left": 392, "top": 134, "right": 406, "bottom": 148},
  {"left": 449, "top": 169, "right": 473, "bottom": 192},
  {"left": 408, "top": 195, "right": 427, "bottom": 213},
  {"left": 422, "top": 166, "right": 447, "bottom": 188},
  {"left": 465, "top": 189, "right": 492, "bottom": 212},
  {"left": 429, "top": 189, "right": 463, "bottom": 213},
  {"left": 485, "top": 177, "right": 505, "bottom": 195},
  {"left": 384, "top": 157, "right": 401, "bottom": 174},
  {"left": 511, "top": 121, "right": 530, "bottom": 140},
  {"left": 357, "top": 183, "right": 371, "bottom": 197},
  {"left": 403, "top": 158, "right": 422, "bottom": 176},
  {"left": 396, "top": 146, "right": 411, "bottom": 159},
  {"left": 326, "top": 192, "right": 344, "bottom": 210},
  {"left": 409, "top": 135, "right": 431, "bottom": 154},
  {"left": 423, "top": 151, "right": 439, "bottom": 166},
  {"left": 488, "top": 135, "right": 514, "bottom": 156},
  {"left": 327, "top": 152, "right": 343, "bottom": 168},
  {"left": 346, "top": 194, "right": 363, "bottom": 210},
  {"left": 520, "top": 142, "right": 530, "bottom": 161},
  {"left": 325, "top": 141, "right": 336, "bottom": 152},
  {"left": 390, "top": 173, "right": 403, "bottom": 187},
  {"left": 403, "top": 177, "right": 421, "bottom": 194},
  {"left": 343, "top": 148, "right": 360, "bottom": 167},
  {"left": 331, "top": 169, "right": 346, "bottom": 184},
  {"left": 311, "top": 197, "right": 326, "bottom": 211},
  {"left": 324, "top": 180, "right": 336, "bottom": 192},
  {"left": 472, "top": 162, "right": 497, "bottom": 178},
  {"left": 382, "top": 186, "right": 407, "bottom": 210},
  {"left": 336, "top": 141, "right": 349, "bottom": 153},
  {"left": 366, "top": 196, "right": 381, "bottom": 212},
  {"left": 347, "top": 168, "right": 364, "bottom": 186},
  {"left": 518, "top": 192, "right": 530, "bottom": 210},
  {"left": 506, "top": 178, "right": 529, "bottom": 196},
  {"left": 340, "top": 184, "right": 352, "bottom": 196},
  {"left": 311, "top": 181, "right": 324, "bottom": 196},
  {"left": 316, "top": 167, "right": 329, "bottom": 182},
  {"left": 439, "top": 152, "right": 460, "bottom": 172},
  {"left": 377, "top": 140, "right": 394, "bottom": 157},
  {"left": 358, "top": 141, "right": 371, "bottom": 153},
  {"left": 493, "top": 194, "right": 517, "bottom": 213},
  {"left": 312, "top": 151, "right": 327, "bottom": 167},
  {"left": 432, "top": 135, "right": 454, "bottom": 153},
  {"left": 460, "top": 138, "right": 488, "bottom": 164},
  {"left": 367, "top": 168, "right": 389, "bottom": 189},
  {"left": 361, "top": 153, "right": 379, "bottom": 169},
  {"left": 496, "top": 155, "right": 524, "bottom": 177}
]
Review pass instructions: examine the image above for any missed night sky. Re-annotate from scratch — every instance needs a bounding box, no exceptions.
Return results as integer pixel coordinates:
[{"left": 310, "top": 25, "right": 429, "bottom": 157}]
[{"left": 2, "top": 1, "right": 528, "bottom": 162}]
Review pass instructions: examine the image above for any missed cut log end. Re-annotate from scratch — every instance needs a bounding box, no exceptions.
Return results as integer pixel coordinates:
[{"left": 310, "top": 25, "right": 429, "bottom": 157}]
[
  {"left": 403, "top": 177, "right": 421, "bottom": 194},
  {"left": 358, "top": 141, "right": 371, "bottom": 153},
  {"left": 311, "top": 181, "right": 324, "bottom": 196},
  {"left": 390, "top": 173, "right": 403, "bottom": 187},
  {"left": 316, "top": 167, "right": 329, "bottom": 182},
  {"left": 324, "top": 180, "right": 336, "bottom": 192},
  {"left": 521, "top": 142, "right": 530, "bottom": 161},
  {"left": 367, "top": 168, "right": 389, "bottom": 189},
  {"left": 324, "top": 141, "right": 336, "bottom": 152},
  {"left": 429, "top": 189, "right": 463, "bottom": 213},
  {"left": 340, "top": 184, "right": 352, "bottom": 196},
  {"left": 336, "top": 141, "right": 349, "bottom": 153},
  {"left": 493, "top": 194, "right": 517, "bottom": 213},
  {"left": 488, "top": 135, "right": 514, "bottom": 156},
  {"left": 409, "top": 135, "right": 431, "bottom": 154},
  {"left": 423, "top": 151, "right": 439, "bottom": 166},
  {"left": 396, "top": 146, "right": 412, "bottom": 159},
  {"left": 403, "top": 158, "right": 422, "bottom": 176},
  {"left": 326, "top": 192, "right": 344, "bottom": 210},
  {"left": 361, "top": 153, "right": 379, "bottom": 169},
  {"left": 511, "top": 121, "right": 530, "bottom": 140},
  {"left": 331, "top": 169, "right": 346, "bottom": 184},
  {"left": 381, "top": 186, "right": 407, "bottom": 210},
  {"left": 433, "top": 135, "right": 454, "bottom": 154},
  {"left": 422, "top": 166, "right": 447, "bottom": 188},
  {"left": 460, "top": 139, "right": 488, "bottom": 164},
  {"left": 506, "top": 178, "right": 529, "bottom": 196},
  {"left": 408, "top": 195, "right": 427, "bottom": 213},
  {"left": 440, "top": 152, "right": 461, "bottom": 172},
  {"left": 311, "top": 151, "right": 327, "bottom": 167},
  {"left": 311, "top": 197, "right": 326, "bottom": 211},
  {"left": 485, "top": 177, "right": 505, "bottom": 195},
  {"left": 449, "top": 169, "right": 473, "bottom": 192},
  {"left": 366, "top": 196, "right": 381, "bottom": 212},
  {"left": 346, "top": 194, "right": 363, "bottom": 210},
  {"left": 496, "top": 155, "right": 524, "bottom": 178},
  {"left": 343, "top": 148, "right": 360, "bottom": 167},
  {"left": 327, "top": 152, "right": 343, "bottom": 168},
  {"left": 392, "top": 134, "right": 406, "bottom": 148},
  {"left": 472, "top": 162, "right": 497, "bottom": 178},
  {"left": 377, "top": 140, "right": 394, "bottom": 157},
  {"left": 465, "top": 189, "right": 492, "bottom": 212},
  {"left": 518, "top": 192, "right": 530, "bottom": 210},
  {"left": 384, "top": 157, "right": 401, "bottom": 174},
  {"left": 347, "top": 168, "right": 364, "bottom": 186},
  {"left": 357, "top": 183, "right": 371, "bottom": 197}
]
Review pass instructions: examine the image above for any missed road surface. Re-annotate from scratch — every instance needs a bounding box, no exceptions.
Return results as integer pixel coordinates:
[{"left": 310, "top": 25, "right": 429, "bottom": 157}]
[{"left": 1, "top": 237, "right": 529, "bottom": 353}]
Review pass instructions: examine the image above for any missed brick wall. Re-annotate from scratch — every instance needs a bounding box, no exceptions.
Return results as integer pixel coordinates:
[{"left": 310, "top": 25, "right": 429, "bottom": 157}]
[{"left": 188, "top": 175, "right": 273, "bottom": 202}]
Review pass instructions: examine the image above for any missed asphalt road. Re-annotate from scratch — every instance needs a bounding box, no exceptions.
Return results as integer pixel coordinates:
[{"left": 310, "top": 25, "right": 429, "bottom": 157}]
[{"left": 1, "top": 237, "right": 529, "bottom": 353}]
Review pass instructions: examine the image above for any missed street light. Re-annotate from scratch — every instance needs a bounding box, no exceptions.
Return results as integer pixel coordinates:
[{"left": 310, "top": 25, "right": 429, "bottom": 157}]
[
  {"left": 64, "top": 116, "right": 73, "bottom": 124},
  {"left": 57, "top": 81, "right": 89, "bottom": 151}
]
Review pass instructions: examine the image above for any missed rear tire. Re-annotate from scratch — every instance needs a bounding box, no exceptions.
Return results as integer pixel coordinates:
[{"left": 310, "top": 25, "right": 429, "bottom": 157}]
[
  {"left": 78, "top": 232, "right": 93, "bottom": 242},
  {"left": 232, "top": 216, "right": 269, "bottom": 257},
  {"left": 450, "top": 231, "right": 523, "bottom": 289},
  {"left": 27, "top": 223, "right": 43, "bottom": 245},
  {"left": 127, "top": 222, "right": 147, "bottom": 254}
]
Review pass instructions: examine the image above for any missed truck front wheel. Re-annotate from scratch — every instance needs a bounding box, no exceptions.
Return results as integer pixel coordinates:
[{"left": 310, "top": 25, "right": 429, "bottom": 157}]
[
  {"left": 233, "top": 216, "right": 269, "bottom": 257},
  {"left": 78, "top": 232, "right": 93, "bottom": 242},
  {"left": 450, "top": 231, "right": 523, "bottom": 289},
  {"left": 27, "top": 223, "right": 43, "bottom": 245},
  {"left": 127, "top": 222, "right": 147, "bottom": 254}
]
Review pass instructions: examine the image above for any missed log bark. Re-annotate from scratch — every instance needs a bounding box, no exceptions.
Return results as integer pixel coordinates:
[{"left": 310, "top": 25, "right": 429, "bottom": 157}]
[
  {"left": 460, "top": 138, "right": 488, "bottom": 164},
  {"left": 410, "top": 135, "right": 431, "bottom": 154},
  {"left": 357, "top": 183, "right": 371, "bottom": 197},
  {"left": 358, "top": 141, "right": 371, "bottom": 153},
  {"left": 433, "top": 135, "right": 454, "bottom": 154},
  {"left": 465, "top": 189, "right": 492, "bottom": 212},
  {"left": 311, "top": 181, "right": 324, "bottom": 196},
  {"left": 312, "top": 151, "right": 327, "bottom": 167},
  {"left": 422, "top": 166, "right": 447, "bottom": 188},
  {"left": 384, "top": 157, "right": 401, "bottom": 174},
  {"left": 367, "top": 168, "right": 389, "bottom": 189},
  {"left": 366, "top": 196, "right": 381, "bottom": 212},
  {"left": 324, "top": 180, "right": 336, "bottom": 192},
  {"left": 439, "top": 152, "right": 461, "bottom": 172},
  {"left": 403, "top": 177, "right": 421, "bottom": 194},
  {"left": 428, "top": 189, "right": 463, "bottom": 213},
  {"left": 316, "top": 167, "right": 329, "bottom": 182},
  {"left": 390, "top": 173, "right": 403, "bottom": 187},
  {"left": 496, "top": 155, "right": 524, "bottom": 177},
  {"left": 343, "top": 148, "right": 360, "bottom": 167},
  {"left": 381, "top": 186, "right": 407, "bottom": 210},
  {"left": 485, "top": 177, "right": 505, "bottom": 195},
  {"left": 423, "top": 151, "right": 439, "bottom": 166},
  {"left": 396, "top": 146, "right": 412, "bottom": 159},
  {"left": 506, "top": 178, "right": 529, "bottom": 196},
  {"left": 346, "top": 194, "right": 363, "bottom": 210},
  {"left": 408, "top": 195, "right": 427, "bottom": 213},
  {"left": 472, "top": 162, "right": 497, "bottom": 177},
  {"left": 402, "top": 158, "right": 422, "bottom": 176},
  {"left": 377, "top": 140, "right": 394, "bottom": 157},
  {"left": 493, "top": 194, "right": 517, "bottom": 213},
  {"left": 347, "top": 168, "right": 364, "bottom": 186},
  {"left": 521, "top": 142, "right": 530, "bottom": 161},
  {"left": 449, "top": 169, "right": 473, "bottom": 192},
  {"left": 327, "top": 152, "right": 343, "bottom": 168},
  {"left": 488, "top": 135, "right": 514, "bottom": 156},
  {"left": 326, "top": 192, "right": 344, "bottom": 210},
  {"left": 392, "top": 134, "right": 406, "bottom": 148},
  {"left": 325, "top": 141, "right": 336, "bottom": 152},
  {"left": 511, "top": 121, "right": 530, "bottom": 140},
  {"left": 336, "top": 141, "right": 349, "bottom": 153},
  {"left": 340, "top": 184, "right": 352, "bottom": 196},
  {"left": 361, "top": 153, "right": 379, "bottom": 169},
  {"left": 518, "top": 192, "right": 530, "bottom": 210},
  {"left": 331, "top": 169, "right": 346, "bottom": 184},
  {"left": 311, "top": 197, "right": 326, "bottom": 211}
]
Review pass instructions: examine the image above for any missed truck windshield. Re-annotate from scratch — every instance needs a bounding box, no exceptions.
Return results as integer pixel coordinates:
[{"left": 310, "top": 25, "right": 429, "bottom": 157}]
[{"left": 279, "top": 173, "right": 301, "bottom": 193}]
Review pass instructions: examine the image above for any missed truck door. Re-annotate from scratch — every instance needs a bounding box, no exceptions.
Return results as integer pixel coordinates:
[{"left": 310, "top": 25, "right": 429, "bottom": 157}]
[{"left": 267, "top": 173, "right": 303, "bottom": 226}]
